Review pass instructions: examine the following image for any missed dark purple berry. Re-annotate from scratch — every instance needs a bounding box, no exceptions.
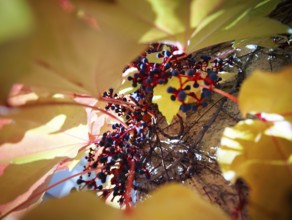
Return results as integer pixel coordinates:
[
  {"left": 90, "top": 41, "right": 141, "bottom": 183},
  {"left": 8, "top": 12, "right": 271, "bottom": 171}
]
[
  {"left": 76, "top": 179, "right": 83, "bottom": 185},
  {"left": 187, "top": 69, "right": 194, "bottom": 76},
  {"left": 127, "top": 76, "right": 133, "bottom": 81},
  {"left": 177, "top": 90, "right": 187, "bottom": 101},
  {"left": 167, "top": 86, "right": 176, "bottom": 93},
  {"left": 162, "top": 50, "right": 171, "bottom": 57},
  {"left": 184, "top": 85, "right": 191, "bottom": 90},
  {"left": 170, "top": 95, "right": 176, "bottom": 101},
  {"left": 202, "top": 88, "right": 212, "bottom": 98},
  {"left": 164, "top": 62, "right": 171, "bottom": 69},
  {"left": 171, "top": 70, "right": 179, "bottom": 76},
  {"left": 180, "top": 104, "right": 191, "bottom": 112}
]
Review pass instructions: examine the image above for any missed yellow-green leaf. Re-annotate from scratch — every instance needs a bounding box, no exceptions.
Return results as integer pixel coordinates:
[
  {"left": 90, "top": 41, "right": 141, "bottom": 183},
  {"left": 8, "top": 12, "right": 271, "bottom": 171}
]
[
  {"left": 0, "top": 0, "right": 146, "bottom": 103},
  {"left": 239, "top": 67, "right": 292, "bottom": 117},
  {"left": 234, "top": 37, "right": 278, "bottom": 49},
  {"left": 0, "top": 0, "right": 33, "bottom": 44},
  {"left": 138, "top": 0, "right": 288, "bottom": 53}
]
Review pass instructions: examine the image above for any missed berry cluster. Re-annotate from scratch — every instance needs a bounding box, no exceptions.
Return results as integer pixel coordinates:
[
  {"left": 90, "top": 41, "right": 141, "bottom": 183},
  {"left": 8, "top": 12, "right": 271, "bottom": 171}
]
[
  {"left": 77, "top": 43, "right": 233, "bottom": 206},
  {"left": 77, "top": 89, "right": 153, "bottom": 205},
  {"left": 126, "top": 44, "right": 232, "bottom": 112}
]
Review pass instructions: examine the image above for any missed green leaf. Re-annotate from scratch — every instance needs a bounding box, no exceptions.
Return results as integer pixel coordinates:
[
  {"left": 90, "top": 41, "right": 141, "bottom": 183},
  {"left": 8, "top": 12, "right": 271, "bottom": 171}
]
[
  {"left": 187, "top": 0, "right": 288, "bottom": 53},
  {"left": 233, "top": 37, "right": 278, "bottom": 49},
  {"left": 0, "top": 0, "right": 34, "bottom": 44}
]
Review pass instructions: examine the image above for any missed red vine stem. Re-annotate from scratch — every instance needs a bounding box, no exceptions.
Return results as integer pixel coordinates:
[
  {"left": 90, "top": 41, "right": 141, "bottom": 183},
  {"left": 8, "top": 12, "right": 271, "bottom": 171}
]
[
  {"left": 200, "top": 84, "right": 239, "bottom": 103},
  {"left": 124, "top": 160, "right": 135, "bottom": 216}
]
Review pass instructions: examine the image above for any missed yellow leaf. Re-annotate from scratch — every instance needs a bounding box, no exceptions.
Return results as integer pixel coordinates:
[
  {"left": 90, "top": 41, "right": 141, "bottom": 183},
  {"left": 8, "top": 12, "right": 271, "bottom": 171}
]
[
  {"left": 0, "top": 0, "right": 146, "bottom": 103},
  {"left": 118, "top": 67, "right": 139, "bottom": 95},
  {"left": 239, "top": 67, "right": 292, "bottom": 118},
  {"left": 23, "top": 184, "right": 228, "bottom": 220},
  {"left": 22, "top": 191, "right": 124, "bottom": 220},
  {"left": 238, "top": 162, "right": 292, "bottom": 220},
  {"left": 152, "top": 77, "right": 182, "bottom": 124},
  {"left": 218, "top": 120, "right": 292, "bottom": 173},
  {"left": 130, "top": 184, "right": 229, "bottom": 220},
  {"left": 0, "top": 105, "right": 88, "bottom": 164},
  {"left": 0, "top": 158, "right": 62, "bottom": 216},
  {"left": 218, "top": 119, "right": 292, "bottom": 219},
  {"left": 153, "top": 76, "right": 202, "bottom": 124}
]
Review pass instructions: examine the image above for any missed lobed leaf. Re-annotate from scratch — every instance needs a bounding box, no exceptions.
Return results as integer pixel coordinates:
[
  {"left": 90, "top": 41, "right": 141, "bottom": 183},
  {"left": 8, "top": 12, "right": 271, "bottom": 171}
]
[
  {"left": 135, "top": 0, "right": 287, "bottom": 53},
  {"left": 153, "top": 76, "right": 203, "bottom": 124},
  {"left": 0, "top": 0, "right": 146, "bottom": 103},
  {"left": 152, "top": 77, "right": 182, "bottom": 124}
]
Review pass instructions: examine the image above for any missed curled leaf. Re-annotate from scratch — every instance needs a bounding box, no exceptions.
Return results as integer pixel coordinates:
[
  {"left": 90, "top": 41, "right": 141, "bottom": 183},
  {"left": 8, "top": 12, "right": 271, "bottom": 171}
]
[{"left": 218, "top": 119, "right": 292, "bottom": 219}]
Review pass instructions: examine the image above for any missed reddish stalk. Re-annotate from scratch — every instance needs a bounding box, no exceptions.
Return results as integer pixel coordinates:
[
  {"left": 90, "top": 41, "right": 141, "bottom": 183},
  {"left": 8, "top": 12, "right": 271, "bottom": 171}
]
[
  {"left": 200, "top": 84, "right": 238, "bottom": 103},
  {"left": 124, "top": 160, "right": 135, "bottom": 215}
]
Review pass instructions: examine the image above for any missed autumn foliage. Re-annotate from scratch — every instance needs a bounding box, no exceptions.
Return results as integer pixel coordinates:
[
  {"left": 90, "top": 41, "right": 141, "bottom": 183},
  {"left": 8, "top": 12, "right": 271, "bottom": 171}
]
[{"left": 0, "top": 0, "right": 291, "bottom": 219}]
